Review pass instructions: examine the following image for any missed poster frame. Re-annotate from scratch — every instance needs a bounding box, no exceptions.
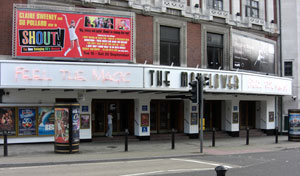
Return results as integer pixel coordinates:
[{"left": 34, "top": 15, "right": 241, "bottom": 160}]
[
  {"left": 38, "top": 106, "right": 55, "bottom": 136},
  {"left": 0, "top": 107, "right": 17, "bottom": 136},
  {"left": 17, "top": 107, "right": 38, "bottom": 136},
  {"left": 12, "top": 4, "right": 135, "bottom": 63},
  {"left": 80, "top": 114, "right": 90, "bottom": 129}
]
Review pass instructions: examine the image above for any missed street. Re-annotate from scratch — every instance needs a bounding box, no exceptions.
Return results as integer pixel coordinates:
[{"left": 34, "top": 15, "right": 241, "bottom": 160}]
[{"left": 1, "top": 148, "right": 300, "bottom": 176}]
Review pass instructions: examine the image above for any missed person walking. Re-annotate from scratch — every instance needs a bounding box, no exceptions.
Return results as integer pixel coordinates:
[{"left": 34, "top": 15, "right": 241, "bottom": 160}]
[{"left": 106, "top": 112, "right": 113, "bottom": 138}]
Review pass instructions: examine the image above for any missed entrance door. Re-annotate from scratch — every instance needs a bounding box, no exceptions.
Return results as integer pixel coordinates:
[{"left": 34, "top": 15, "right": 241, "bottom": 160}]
[
  {"left": 92, "top": 100, "right": 134, "bottom": 136},
  {"left": 239, "top": 101, "right": 256, "bottom": 129},
  {"left": 150, "top": 100, "right": 183, "bottom": 133},
  {"left": 204, "top": 100, "right": 222, "bottom": 130}
]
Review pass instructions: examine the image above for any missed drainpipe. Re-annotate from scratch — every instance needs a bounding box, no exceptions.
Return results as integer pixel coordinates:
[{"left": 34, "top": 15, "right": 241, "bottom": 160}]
[{"left": 278, "top": 0, "right": 283, "bottom": 134}]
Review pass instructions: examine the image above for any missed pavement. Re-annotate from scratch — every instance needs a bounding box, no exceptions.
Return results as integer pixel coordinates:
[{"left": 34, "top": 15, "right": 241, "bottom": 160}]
[{"left": 0, "top": 135, "right": 299, "bottom": 167}]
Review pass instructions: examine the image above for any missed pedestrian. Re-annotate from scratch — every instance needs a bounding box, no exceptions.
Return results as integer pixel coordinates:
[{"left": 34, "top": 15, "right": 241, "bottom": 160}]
[{"left": 106, "top": 112, "right": 113, "bottom": 137}]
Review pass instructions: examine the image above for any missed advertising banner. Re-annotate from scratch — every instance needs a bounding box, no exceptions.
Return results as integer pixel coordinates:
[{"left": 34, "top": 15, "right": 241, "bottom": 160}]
[
  {"left": 289, "top": 113, "right": 300, "bottom": 135},
  {"left": 80, "top": 114, "right": 90, "bottom": 129},
  {"left": 13, "top": 8, "right": 133, "bottom": 62},
  {"left": 0, "top": 107, "right": 16, "bottom": 135},
  {"left": 232, "top": 33, "right": 275, "bottom": 74},
  {"left": 55, "top": 108, "right": 69, "bottom": 143},
  {"left": 38, "top": 107, "right": 55, "bottom": 135},
  {"left": 18, "top": 108, "right": 36, "bottom": 136},
  {"left": 72, "top": 106, "right": 80, "bottom": 143}
]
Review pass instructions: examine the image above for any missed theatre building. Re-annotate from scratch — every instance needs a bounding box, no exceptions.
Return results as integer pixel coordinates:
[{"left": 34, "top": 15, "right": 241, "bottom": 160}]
[{"left": 0, "top": 0, "right": 291, "bottom": 143}]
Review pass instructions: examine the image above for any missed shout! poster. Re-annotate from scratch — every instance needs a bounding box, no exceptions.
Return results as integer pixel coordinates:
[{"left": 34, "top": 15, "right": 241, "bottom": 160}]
[
  {"left": 54, "top": 108, "right": 69, "bottom": 143},
  {"left": 18, "top": 108, "right": 36, "bottom": 136},
  {"left": 13, "top": 7, "right": 133, "bottom": 62},
  {"left": 38, "top": 107, "right": 55, "bottom": 135}
]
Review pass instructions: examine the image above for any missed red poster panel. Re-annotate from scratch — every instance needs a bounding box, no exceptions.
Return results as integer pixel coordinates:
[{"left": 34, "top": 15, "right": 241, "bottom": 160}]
[{"left": 13, "top": 8, "right": 132, "bottom": 62}]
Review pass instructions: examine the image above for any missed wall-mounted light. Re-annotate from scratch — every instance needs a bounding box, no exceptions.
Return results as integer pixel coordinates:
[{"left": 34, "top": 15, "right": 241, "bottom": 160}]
[
  {"left": 194, "top": 4, "right": 199, "bottom": 8},
  {"left": 271, "top": 20, "right": 275, "bottom": 23},
  {"left": 292, "top": 96, "right": 297, "bottom": 101},
  {"left": 236, "top": 12, "right": 241, "bottom": 16}
]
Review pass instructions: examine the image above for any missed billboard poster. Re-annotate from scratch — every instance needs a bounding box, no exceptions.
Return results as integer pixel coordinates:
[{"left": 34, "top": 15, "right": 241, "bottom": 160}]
[
  {"left": 232, "top": 33, "right": 275, "bottom": 74},
  {"left": 0, "top": 107, "right": 16, "bottom": 135},
  {"left": 289, "top": 113, "right": 300, "bottom": 135},
  {"left": 38, "top": 107, "right": 55, "bottom": 135},
  {"left": 55, "top": 108, "right": 69, "bottom": 143},
  {"left": 18, "top": 108, "right": 36, "bottom": 136},
  {"left": 80, "top": 114, "right": 90, "bottom": 129},
  {"left": 141, "top": 114, "right": 149, "bottom": 127},
  {"left": 13, "top": 8, "right": 133, "bottom": 62},
  {"left": 191, "top": 113, "right": 198, "bottom": 125},
  {"left": 72, "top": 106, "right": 80, "bottom": 143}
]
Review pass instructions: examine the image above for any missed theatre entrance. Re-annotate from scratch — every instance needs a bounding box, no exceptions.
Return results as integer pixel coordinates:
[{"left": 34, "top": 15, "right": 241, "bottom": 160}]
[
  {"left": 150, "top": 100, "right": 184, "bottom": 133},
  {"left": 92, "top": 99, "right": 134, "bottom": 136},
  {"left": 204, "top": 100, "right": 222, "bottom": 131},
  {"left": 239, "top": 101, "right": 256, "bottom": 129}
]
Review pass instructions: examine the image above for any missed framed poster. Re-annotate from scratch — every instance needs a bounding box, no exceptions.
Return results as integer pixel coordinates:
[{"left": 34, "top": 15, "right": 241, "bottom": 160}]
[
  {"left": 38, "top": 107, "right": 55, "bottom": 135},
  {"left": 13, "top": 6, "right": 133, "bottom": 62},
  {"left": 0, "top": 107, "right": 16, "bottom": 135},
  {"left": 18, "top": 108, "right": 37, "bottom": 136},
  {"left": 80, "top": 114, "right": 90, "bottom": 129},
  {"left": 141, "top": 114, "right": 149, "bottom": 127},
  {"left": 269, "top": 112, "right": 274, "bottom": 122},
  {"left": 72, "top": 106, "right": 80, "bottom": 143},
  {"left": 191, "top": 113, "right": 198, "bottom": 125},
  {"left": 54, "top": 108, "right": 69, "bottom": 143},
  {"left": 232, "top": 112, "right": 239, "bottom": 124}
]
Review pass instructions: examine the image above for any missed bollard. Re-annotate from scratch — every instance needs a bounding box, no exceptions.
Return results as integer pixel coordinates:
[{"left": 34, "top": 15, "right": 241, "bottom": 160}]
[
  {"left": 215, "top": 165, "right": 227, "bottom": 176},
  {"left": 171, "top": 128, "right": 175, "bottom": 150},
  {"left": 212, "top": 128, "right": 216, "bottom": 147},
  {"left": 246, "top": 127, "right": 249, "bottom": 145},
  {"left": 275, "top": 127, "right": 278, "bottom": 144},
  {"left": 3, "top": 130, "right": 8, "bottom": 157},
  {"left": 125, "top": 129, "right": 128, "bottom": 152}
]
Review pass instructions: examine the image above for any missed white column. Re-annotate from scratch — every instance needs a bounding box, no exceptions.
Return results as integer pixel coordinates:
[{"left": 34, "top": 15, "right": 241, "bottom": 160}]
[
  {"left": 223, "top": 100, "right": 239, "bottom": 132},
  {"left": 184, "top": 100, "right": 199, "bottom": 134},
  {"left": 259, "top": 97, "right": 275, "bottom": 130},
  {"left": 134, "top": 98, "right": 150, "bottom": 136}
]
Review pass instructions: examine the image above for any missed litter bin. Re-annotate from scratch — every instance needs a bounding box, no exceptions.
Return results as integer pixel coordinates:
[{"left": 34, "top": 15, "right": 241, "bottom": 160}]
[
  {"left": 54, "top": 103, "right": 80, "bottom": 153},
  {"left": 288, "top": 109, "right": 300, "bottom": 142}
]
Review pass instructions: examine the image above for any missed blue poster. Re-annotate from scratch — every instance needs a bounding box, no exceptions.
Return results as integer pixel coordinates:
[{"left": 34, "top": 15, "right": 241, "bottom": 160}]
[
  {"left": 38, "top": 107, "right": 55, "bottom": 135},
  {"left": 18, "top": 108, "right": 36, "bottom": 136}
]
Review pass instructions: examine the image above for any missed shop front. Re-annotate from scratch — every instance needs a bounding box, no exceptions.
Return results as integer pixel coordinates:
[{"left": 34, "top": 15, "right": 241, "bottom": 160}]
[{"left": 0, "top": 60, "right": 292, "bottom": 143}]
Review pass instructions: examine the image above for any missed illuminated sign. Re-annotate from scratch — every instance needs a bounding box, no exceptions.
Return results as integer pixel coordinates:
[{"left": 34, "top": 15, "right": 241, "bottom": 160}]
[{"left": 13, "top": 7, "right": 133, "bottom": 62}]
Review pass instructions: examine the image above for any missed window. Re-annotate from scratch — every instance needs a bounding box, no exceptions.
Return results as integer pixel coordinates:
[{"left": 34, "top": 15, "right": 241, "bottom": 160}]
[
  {"left": 160, "top": 26, "right": 180, "bottom": 66},
  {"left": 207, "top": 33, "right": 223, "bottom": 69},
  {"left": 284, "top": 61, "right": 293, "bottom": 76},
  {"left": 207, "top": 0, "right": 223, "bottom": 10},
  {"left": 246, "top": 0, "right": 259, "bottom": 18}
]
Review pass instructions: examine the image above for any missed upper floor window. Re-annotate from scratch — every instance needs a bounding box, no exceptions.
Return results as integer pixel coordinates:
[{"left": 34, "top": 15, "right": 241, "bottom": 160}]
[
  {"left": 207, "top": 0, "right": 223, "bottom": 10},
  {"left": 284, "top": 61, "right": 293, "bottom": 76},
  {"left": 160, "top": 26, "right": 180, "bottom": 66},
  {"left": 246, "top": 0, "right": 259, "bottom": 18},
  {"left": 207, "top": 33, "right": 223, "bottom": 69}
]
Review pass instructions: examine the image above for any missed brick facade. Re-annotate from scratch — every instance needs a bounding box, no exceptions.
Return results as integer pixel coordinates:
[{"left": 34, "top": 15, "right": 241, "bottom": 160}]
[
  {"left": 135, "top": 14, "right": 153, "bottom": 64},
  {"left": 187, "top": 22, "right": 201, "bottom": 67},
  {"left": 0, "top": 0, "right": 27, "bottom": 55}
]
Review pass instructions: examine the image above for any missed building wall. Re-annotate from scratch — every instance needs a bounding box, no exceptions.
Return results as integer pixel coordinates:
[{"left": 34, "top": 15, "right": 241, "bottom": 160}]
[
  {"left": 187, "top": 22, "right": 201, "bottom": 67},
  {"left": 0, "top": 0, "right": 27, "bottom": 55},
  {"left": 136, "top": 14, "right": 153, "bottom": 64},
  {"left": 281, "top": 0, "right": 300, "bottom": 116}
]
